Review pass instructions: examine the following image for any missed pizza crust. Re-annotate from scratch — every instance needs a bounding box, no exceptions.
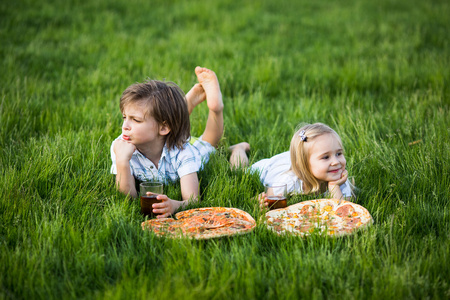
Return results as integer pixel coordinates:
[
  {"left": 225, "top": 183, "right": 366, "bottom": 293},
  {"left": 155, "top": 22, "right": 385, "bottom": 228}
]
[
  {"left": 265, "top": 199, "right": 373, "bottom": 237},
  {"left": 142, "top": 207, "right": 256, "bottom": 240}
]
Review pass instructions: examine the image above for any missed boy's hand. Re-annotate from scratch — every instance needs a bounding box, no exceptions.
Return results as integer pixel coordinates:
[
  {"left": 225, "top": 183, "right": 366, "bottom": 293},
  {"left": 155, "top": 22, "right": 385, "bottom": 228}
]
[
  {"left": 113, "top": 139, "right": 136, "bottom": 162},
  {"left": 152, "top": 194, "right": 182, "bottom": 218},
  {"left": 258, "top": 192, "right": 269, "bottom": 212}
]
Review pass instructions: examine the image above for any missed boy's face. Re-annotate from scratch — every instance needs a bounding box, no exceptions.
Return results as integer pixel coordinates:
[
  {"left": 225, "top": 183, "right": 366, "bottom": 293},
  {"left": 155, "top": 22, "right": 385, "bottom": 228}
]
[
  {"left": 121, "top": 103, "right": 167, "bottom": 147},
  {"left": 308, "top": 133, "right": 346, "bottom": 184}
]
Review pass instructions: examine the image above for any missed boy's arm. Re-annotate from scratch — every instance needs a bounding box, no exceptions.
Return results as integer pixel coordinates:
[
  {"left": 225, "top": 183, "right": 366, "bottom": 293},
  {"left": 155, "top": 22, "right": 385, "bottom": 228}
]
[
  {"left": 179, "top": 172, "right": 200, "bottom": 202},
  {"left": 151, "top": 172, "right": 199, "bottom": 218},
  {"left": 115, "top": 161, "right": 138, "bottom": 198},
  {"left": 113, "top": 139, "right": 138, "bottom": 198}
]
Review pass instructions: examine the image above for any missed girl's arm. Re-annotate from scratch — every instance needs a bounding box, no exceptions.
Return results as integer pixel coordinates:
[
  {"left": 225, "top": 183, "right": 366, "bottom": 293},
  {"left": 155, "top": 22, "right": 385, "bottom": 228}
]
[
  {"left": 151, "top": 172, "right": 200, "bottom": 218},
  {"left": 328, "top": 169, "right": 348, "bottom": 199},
  {"left": 258, "top": 192, "right": 269, "bottom": 211}
]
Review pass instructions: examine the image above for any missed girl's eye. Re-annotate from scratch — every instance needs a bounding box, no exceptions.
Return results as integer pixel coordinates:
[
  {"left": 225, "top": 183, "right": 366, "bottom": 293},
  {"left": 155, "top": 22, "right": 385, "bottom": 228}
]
[
  {"left": 322, "top": 155, "right": 329, "bottom": 160},
  {"left": 337, "top": 152, "right": 343, "bottom": 156},
  {"left": 134, "top": 119, "right": 142, "bottom": 123},
  {"left": 122, "top": 116, "right": 126, "bottom": 119}
]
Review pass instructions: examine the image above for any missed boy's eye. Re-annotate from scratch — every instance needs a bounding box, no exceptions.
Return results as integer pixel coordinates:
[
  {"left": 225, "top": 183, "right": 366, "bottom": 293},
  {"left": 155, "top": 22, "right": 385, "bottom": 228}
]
[
  {"left": 133, "top": 119, "right": 142, "bottom": 123},
  {"left": 322, "top": 155, "right": 329, "bottom": 160}
]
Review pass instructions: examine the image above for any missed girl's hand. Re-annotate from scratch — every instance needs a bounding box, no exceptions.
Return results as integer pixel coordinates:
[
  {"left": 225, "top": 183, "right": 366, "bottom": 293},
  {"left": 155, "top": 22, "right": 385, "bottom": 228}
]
[
  {"left": 328, "top": 169, "right": 348, "bottom": 199},
  {"left": 329, "top": 169, "right": 348, "bottom": 187},
  {"left": 152, "top": 194, "right": 182, "bottom": 218},
  {"left": 258, "top": 192, "right": 269, "bottom": 211},
  {"left": 113, "top": 139, "right": 136, "bottom": 163}
]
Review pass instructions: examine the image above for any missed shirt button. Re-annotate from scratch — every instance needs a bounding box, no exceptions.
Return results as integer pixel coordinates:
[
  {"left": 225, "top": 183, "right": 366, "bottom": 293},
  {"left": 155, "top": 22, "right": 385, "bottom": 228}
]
[{"left": 150, "top": 166, "right": 154, "bottom": 169}]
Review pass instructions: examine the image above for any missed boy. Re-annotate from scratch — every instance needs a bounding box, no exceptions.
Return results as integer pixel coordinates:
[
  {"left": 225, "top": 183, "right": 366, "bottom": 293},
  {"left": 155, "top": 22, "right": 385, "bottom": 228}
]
[{"left": 111, "top": 67, "right": 249, "bottom": 218}]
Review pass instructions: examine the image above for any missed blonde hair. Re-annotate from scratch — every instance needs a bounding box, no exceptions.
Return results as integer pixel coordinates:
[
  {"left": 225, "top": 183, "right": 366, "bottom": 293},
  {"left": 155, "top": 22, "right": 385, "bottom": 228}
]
[{"left": 289, "top": 123, "right": 344, "bottom": 194}]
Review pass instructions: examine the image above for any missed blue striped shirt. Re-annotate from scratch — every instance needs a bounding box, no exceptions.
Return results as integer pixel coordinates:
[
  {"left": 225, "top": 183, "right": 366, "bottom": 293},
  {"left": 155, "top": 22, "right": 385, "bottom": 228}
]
[{"left": 110, "top": 135, "right": 214, "bottom": 183}]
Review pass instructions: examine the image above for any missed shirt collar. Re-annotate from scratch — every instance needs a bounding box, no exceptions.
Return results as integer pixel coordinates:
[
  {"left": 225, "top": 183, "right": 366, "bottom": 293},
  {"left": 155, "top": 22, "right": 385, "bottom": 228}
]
[{"left": 160, "top": 143, "right": 170, "bottom": 160}]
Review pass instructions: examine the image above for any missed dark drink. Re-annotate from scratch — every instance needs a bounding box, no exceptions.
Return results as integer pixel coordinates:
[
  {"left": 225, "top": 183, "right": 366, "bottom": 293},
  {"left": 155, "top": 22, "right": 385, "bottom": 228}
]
[
  {"left": 140, "top": 195, "right": 162, "bottom": 217},
  {"left": 267, "top": 196, "right": 287, "bottom": 210}
]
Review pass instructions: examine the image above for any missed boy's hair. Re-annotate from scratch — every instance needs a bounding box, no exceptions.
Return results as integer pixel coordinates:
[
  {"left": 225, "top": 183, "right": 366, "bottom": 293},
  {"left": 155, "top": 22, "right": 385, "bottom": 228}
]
[
  {"left": 289, "top": 123, "right": 344, "bottom": 194},
  {"left": 120, "top": 80, "right": 190, "bottom": 150}
]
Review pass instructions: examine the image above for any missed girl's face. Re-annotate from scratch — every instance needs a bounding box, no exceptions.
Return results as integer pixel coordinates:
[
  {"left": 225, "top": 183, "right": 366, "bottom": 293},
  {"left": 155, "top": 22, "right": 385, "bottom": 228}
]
[{"left": 308, "top": 133, "right": 346, "bottom": 183}]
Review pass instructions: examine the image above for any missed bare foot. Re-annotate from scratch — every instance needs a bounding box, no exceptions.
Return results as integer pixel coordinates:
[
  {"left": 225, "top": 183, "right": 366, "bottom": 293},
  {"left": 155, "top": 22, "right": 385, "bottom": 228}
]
[
  {"left": 195, "top": 66, "right": 223, "bottom": 113},
  {"left": 185, "top": 83, "right": 206, "bottom": 114},
  {"left": 229, "top": 142, "right": 250, "bottom": 168}
]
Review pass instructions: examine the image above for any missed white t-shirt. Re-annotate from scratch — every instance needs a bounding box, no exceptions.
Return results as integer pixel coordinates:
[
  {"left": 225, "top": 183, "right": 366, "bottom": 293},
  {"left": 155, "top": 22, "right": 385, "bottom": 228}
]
[{"left": 251, "top": 151, "right": 353, "bottom": 197}]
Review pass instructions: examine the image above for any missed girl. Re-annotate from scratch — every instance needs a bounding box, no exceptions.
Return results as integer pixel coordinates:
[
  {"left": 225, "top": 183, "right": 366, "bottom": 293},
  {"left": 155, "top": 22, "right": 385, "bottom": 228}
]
[{"left": 231, "top": 123, "right": 353, "bottom": 209}]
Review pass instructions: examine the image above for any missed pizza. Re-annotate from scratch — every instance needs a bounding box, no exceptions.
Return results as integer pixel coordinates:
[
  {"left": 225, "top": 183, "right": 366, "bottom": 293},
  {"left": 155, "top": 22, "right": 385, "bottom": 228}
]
[
  {"left": 265, "top": 199, "right": 373, "bottom": 237},
  {"left": 141, "top": 207, "right": 256, "bottom": 239}
]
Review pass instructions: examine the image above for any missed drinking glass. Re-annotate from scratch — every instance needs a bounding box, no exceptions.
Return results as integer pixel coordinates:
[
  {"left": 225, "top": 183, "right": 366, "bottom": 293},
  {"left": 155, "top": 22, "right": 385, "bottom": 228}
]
[
  {"left": 140, "top": 181, "right": 164, "bottom": 217},
  {"left": 264, "top": 183, "right": 288, "bottom": 210}
]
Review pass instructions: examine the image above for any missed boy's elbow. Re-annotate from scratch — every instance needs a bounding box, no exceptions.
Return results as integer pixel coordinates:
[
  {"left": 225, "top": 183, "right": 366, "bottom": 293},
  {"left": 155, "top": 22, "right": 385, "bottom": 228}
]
[
  {"left": 119, "top": 187, "right": 138, "bottom": 199},
  {"left": 114, "top": 178, "right": 138, "bottom": 198}
]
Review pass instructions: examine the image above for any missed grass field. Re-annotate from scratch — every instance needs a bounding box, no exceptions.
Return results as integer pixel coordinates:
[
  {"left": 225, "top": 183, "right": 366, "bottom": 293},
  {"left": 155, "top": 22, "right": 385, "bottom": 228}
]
[{"left": 1, "top": 0, "right": 449, "bottom": 299}]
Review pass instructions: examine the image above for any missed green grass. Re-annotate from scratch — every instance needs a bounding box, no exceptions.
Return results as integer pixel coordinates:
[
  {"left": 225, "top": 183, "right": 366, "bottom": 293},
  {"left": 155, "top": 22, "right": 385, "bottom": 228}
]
[{"left": 1, "top": 0, "right": 449, "bottom": 299}]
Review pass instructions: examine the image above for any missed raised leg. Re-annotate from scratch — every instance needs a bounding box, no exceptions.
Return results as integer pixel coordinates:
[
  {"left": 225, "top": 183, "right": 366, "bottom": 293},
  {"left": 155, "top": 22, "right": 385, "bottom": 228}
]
[
  {"left": 185, "top": 83, "right": 206, "bottom": 115},
  {"left": 194, "top": 66, "right": 224, "bottom": 147}
]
